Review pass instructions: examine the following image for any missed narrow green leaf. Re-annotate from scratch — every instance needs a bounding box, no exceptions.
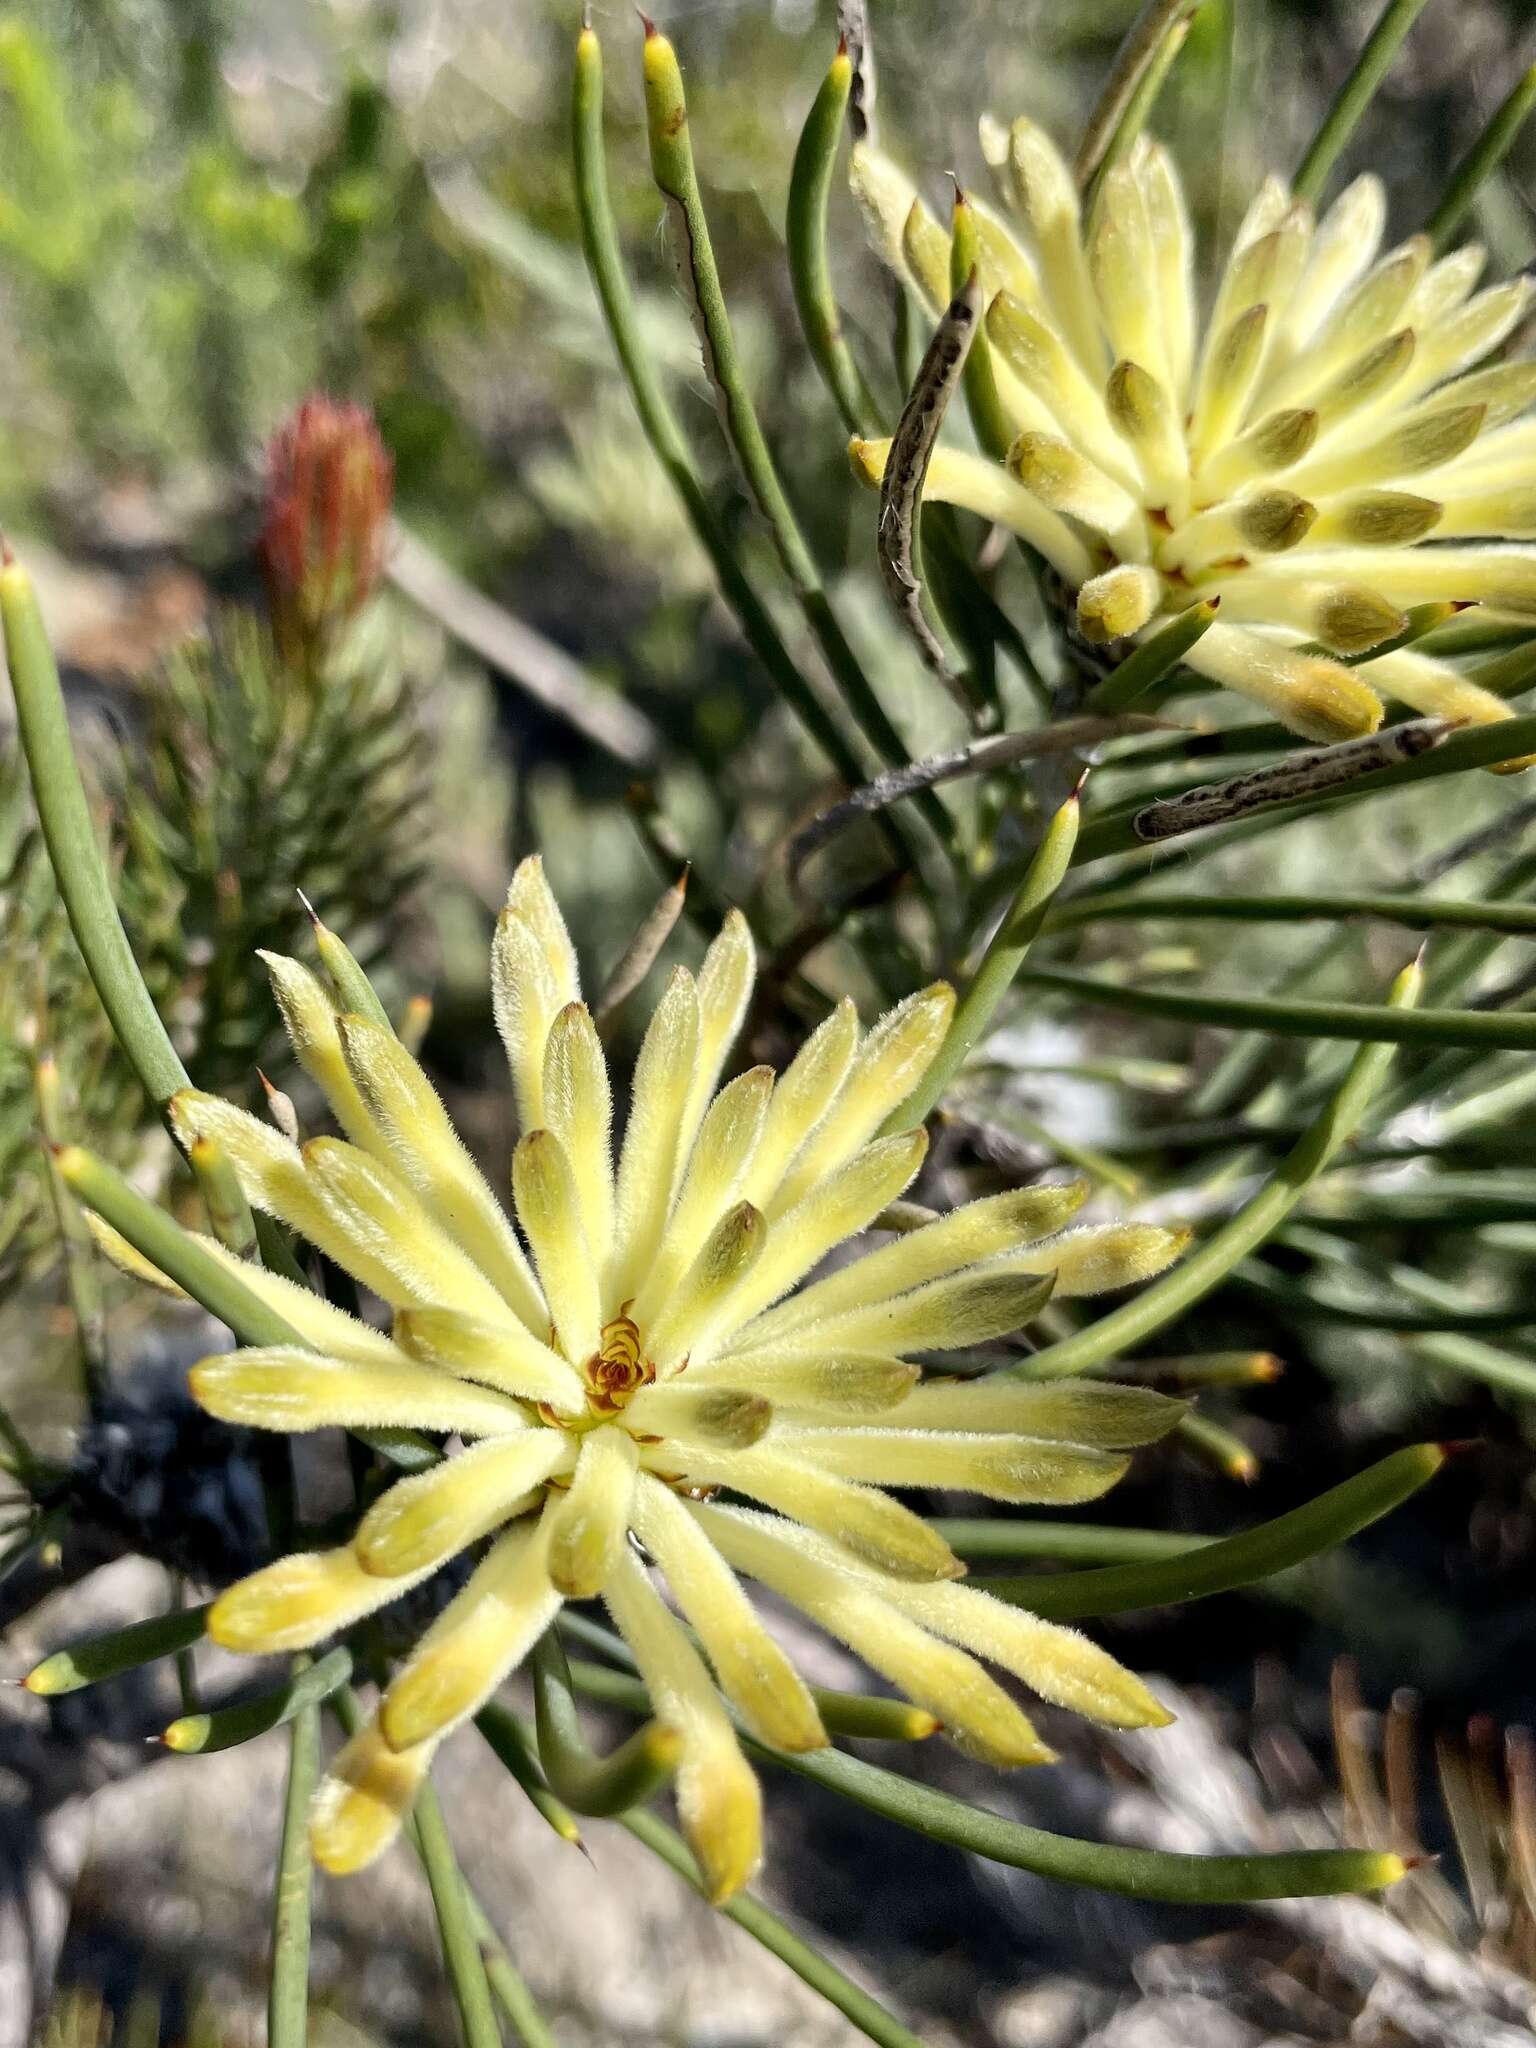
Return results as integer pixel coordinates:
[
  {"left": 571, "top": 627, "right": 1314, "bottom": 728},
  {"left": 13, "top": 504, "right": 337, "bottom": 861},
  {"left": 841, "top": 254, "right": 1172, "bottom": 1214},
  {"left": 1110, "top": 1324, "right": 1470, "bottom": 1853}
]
[
  {"left": 985, "top": 1444, "right": 1445, "bottom": 1617},
  {"left": 530, "top": 1630, "right": 680, "bottom": 1817},
  {"left": 1016, "top": 954, "right": 1418, "bottom": 1378},
  {"left": 1292, "top": 0, "right": 1436, "bottom": 203},
  {"left": 1090, "top": 600, "right": 1220, "bottom": 714},
  {"left": 640, "top": 21, "right": 948, "bottom": 832},
  {"left": 54, "top": 1146, "right": 436, "bottom": 1471},
  {"left": 788, "top": 42, "right": 879, "bottom": 433},
  {"left": 1412, "top": 1332, "right": 1536, "bottom": 1403},
  {"left": 1076, "top": 0, "right": 1203, "bottom": 186},
  {"left": 570, "top": 21, "right": 873, "bottom": 795},
  {"left": 475, "top": 1700, "right": 585, "bottom": 1847},
  {"left": 931, "top": 1518, "right": 1213, "bottom": 1563},
  {"left": 1426, "top": 63, "right": 1536, "bottom": 251},
  {"left": 415, "top": 1781, "right": 503, "bottom": 2048},
  {"left": 889, "top": 786, "right": 1081, "bottom": 1129},
  {"left": 163, "top": 1647, "right": 352, "bottom": 1755},
  {"left": 1018, "top": 963, "right": 1536, "bottom": 1053},
  {"left": 24, "top": 1600, "right": 211, "bottom": 1696},
  {"left": 1047, "top": 888, "right": 1536, "bottom": 938},
  {"left": 0, "top": 557, "right": 191, "bottom": 1109},
  {"left": 622, "top": 1806, "right": 929, "bottom": 2048},
  {"left": 563, "top": 1655, "right": 1407, "bottom": 1903},
  {"left": 268, "top": 1662, "right": 320, "bottom": 2048}
]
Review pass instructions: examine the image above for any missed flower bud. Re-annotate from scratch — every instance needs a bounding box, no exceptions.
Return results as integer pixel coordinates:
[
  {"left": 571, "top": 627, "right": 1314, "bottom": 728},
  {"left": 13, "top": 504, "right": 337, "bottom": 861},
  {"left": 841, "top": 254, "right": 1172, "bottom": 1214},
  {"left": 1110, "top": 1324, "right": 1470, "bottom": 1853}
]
[{"left": 259, "top": 395, "right": 393, "bottom": 663}]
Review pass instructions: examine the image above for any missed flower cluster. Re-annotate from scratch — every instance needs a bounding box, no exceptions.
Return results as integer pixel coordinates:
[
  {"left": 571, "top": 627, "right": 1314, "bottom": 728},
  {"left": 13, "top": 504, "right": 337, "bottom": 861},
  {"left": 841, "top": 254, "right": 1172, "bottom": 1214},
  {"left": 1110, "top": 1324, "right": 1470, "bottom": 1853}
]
[
  {"left": 851, "top": 123, "right": 1536, "bottom": 756},
  {"left": 168, "top": 861, "right": 1188, "bottom": 1900}
]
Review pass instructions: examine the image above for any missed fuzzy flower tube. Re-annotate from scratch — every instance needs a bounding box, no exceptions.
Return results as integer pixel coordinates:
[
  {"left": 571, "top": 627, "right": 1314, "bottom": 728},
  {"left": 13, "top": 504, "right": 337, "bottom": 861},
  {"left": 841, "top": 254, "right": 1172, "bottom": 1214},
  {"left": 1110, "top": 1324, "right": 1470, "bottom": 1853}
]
[
  {"left": 162, "top": 860, "right": 1190, "bottom": 1900},
  {"left": 849, "top": 120, "right": 1536, "bottom": 759}
]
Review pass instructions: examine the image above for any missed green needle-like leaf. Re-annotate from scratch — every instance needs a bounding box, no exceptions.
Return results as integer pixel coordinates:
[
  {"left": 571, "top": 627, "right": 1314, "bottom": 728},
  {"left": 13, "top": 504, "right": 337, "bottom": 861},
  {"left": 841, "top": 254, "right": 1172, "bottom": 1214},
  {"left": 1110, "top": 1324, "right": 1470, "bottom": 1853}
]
[
  {"left": 985, "top": 1444, "right": 1445, "bottom": 1616},
  {"left": 932, "top": 1518, "right": 1213, "bottom": 1564},
  {"left": 475, "top": 1700, "right": 585, "bottom": 1847},
  {"left": 1089, "top": 600, "right": 1220, "bottom": 713},
  {"left": 1, "top": 556, "right": 190, "bottom": 1110},
  {"left": 890, "top": 785, "right": 1081, "bottom": 1129},
  {"left": 1292, "top": 0, "right": 1436, "bottom": 203},
  {"left": 162, "top": 1647, "right": 353, "bottom": 1754},
  {"left": 622, "top": 1806, "right": 929, "bottom": 2048},
  {"left": 1016, "top": 954, "right": 1418, "bottom": 1379},
  {"left": 530, "top": 1630, "right": 681, "bottom": 1816},
  {"left": 788, "top": 42, "right": 879, "bottom": 434},
  {"left": 1426, "top": 62, "right": 1536, "bottom": 251},
  {"left": 415, "top": 1781, "right": 503, "bottom": 2048},
  {"left": 1047, "top": 888, "right": 1536, "bottom": 938},
  {"left": 564, "top": 1653, "right": 1407, "bottom": 1903},
  {"left": 1016, "top": 965, "right": 1536, "bottom": 1053},
  {"left": 24, "top": 1600, "right": 211, "bottom": 1696},
  {"left": 55, "top": 1145, "right": 435, "bottom": 1470},
  {"left": 268, "top": 1661, "right": 320, "bottom": 2048}
]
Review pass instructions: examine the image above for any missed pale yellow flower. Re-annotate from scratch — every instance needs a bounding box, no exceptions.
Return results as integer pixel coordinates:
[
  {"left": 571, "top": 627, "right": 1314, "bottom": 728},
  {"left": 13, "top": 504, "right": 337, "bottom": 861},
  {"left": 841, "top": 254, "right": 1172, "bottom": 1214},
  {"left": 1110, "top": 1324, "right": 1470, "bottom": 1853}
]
[
  {"left": 167, "top": 860, "right": 1187, "bottom": 1899},
  {"left": 851, "top": 124, "right": 1536, "bottom": 759}
]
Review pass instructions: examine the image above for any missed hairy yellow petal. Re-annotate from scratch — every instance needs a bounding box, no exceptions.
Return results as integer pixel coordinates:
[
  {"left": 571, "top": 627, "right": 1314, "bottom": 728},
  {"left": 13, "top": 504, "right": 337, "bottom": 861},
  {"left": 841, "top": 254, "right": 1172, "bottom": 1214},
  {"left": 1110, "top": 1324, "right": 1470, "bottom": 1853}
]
[
  {"left": 624, "top": 1382, "right": 773, "bottom": 1449},
  {"left": 697, "top": 1503, "right": 1052, "bottom": 1767},
  {"left": 704, "top": 1131, "right": 928, "bottom": 1358},
  {"left": 782, "top": 1426, "right": 1129, "bottom": 1505},
  {"left": 1005, "top": 1223, "right": 1192, "bottom": 1297},
  {"left": 891, "top": 1378, "right": 1184, "bottom": 1447},
  {"left": 633, "top": 1065, "right": 772, "bottom": 1330},
  {"left": 393, "top": 1305, "right": 585, "bottom": 1412},
  {"left": 603, "top": 1547, "right": 763, "bottom": 1903},
  {"left": 513, "top": 1129, "right": 602, "bottom": 1365},
  {"left": 737, "top": 997, "right": 857, "bottom": 1211},
  {"left": 740, "top": 1182, "right": 1088, "bottom": 1349},
  {"left": 631, "top": 1476, "right": 825, "bottom": 1752},
  {"left": 356, "top": 1435, "right": 567, "bottom": 1578},
  {"left": 686, "top": 1349, "right": 919, "bottom": 1417},
  {"left": 607, "top": 966, "right": 700, "bottom": 1306},
  {"left": 645, "top": 1201, "right": 768, "bottom": 1369},
  {"left": 676, "top": 910, "right": 756, "bottom": 1175},
  {"left": 655, "top": 1443, "right": 961, "bottom": 1581},
  {"left": 209, "top": 1544, "right": 436, "bottom": 1654},
  {"left": 311, "top": 1719, "right": 439, "bottom": 1875},
  {"left": 1181, "top": 623, "right": 1383, "bottom": 743},
  {"left": 542, "top": 1001, "right": 615, "bottom": 1269},
  {"left": 730, "top": 1263, "right": 1053, "bottom": 1363},
  {"left": 336, "top": 1012, "right": 543, "bottom": 1326},
  {"left": 544, "top": 1425, "right": 638, "bottom": 1597},
  {"left": 381, "top": 1519, "right": 561, "bottom": 1751},
  {"left": 258, "top": 951, "right": 382, "bottom": 1151},
  {"left": 190, "top": 1346, "right": 528, "bottom": 1438}
]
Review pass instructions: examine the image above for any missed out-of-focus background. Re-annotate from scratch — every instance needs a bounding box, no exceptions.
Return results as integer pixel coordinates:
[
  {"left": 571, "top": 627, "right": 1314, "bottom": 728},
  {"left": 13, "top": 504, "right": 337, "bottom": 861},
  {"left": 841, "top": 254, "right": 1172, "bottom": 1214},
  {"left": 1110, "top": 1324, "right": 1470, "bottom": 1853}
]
[{"left": 4, "top": 2, "right": 1536, "bottom": 2043}]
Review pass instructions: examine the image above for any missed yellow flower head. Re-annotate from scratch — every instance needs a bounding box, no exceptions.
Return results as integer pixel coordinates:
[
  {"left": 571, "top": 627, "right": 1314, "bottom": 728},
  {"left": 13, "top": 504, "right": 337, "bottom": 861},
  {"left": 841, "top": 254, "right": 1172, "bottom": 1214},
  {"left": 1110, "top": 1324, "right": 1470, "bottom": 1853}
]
[
  {"left": 169, "top": 860, "right": 1188, "bottom": 1900},
  {"left": 850, "top": 124, "right": 1536, "bottom": 759}
]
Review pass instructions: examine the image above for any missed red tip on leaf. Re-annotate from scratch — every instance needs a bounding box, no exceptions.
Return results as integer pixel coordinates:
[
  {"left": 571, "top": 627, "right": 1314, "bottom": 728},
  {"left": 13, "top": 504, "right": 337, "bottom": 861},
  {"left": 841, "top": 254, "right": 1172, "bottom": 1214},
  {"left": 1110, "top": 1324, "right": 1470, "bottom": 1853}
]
[
  {"left": 0, "top": 534, "right": 13, "bottom": 567},
  {"left": 1401, "top": 1853, "right": 1441, "bottom": 1872},
  {"left": 638, "top": 9, "right": 657, "bottom": 36},
  {"left": 1450, "top": 599, "right": 1479, "bottom": 613},
  {"left": 1071, "top": 765, "right": 1091, "bottom": 801},
  {"left": 836, "top": 30, "right": 847, "bottom": 56},
  {"left": 1437, "top": 1437, "right": 1482, "bottom": 1460},
  {"left": 296, "top": 887, "right": 320, "bottom": 927}
]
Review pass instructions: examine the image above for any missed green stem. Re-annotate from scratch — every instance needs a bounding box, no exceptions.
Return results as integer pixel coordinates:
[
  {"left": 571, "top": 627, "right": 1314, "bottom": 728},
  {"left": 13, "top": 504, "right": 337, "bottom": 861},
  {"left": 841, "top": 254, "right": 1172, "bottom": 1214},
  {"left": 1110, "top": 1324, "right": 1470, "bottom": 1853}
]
[
  {"left": 787, "top": 43, "right": 879, "bottom": 434},
  {"left": 164, "top": 1647, "right": 352, "bottom": 1754},
  {"left": 563, "top": 1657, "right": 1406, "bottom": 1903},
  {"left": 622, "top": 1806, "right": 928, "bottom": 2048},
  {"left": 267, "top": 1663, "right": 319, "bottom": 2048},
  {"left": 1046, "top": 888, "right": 1536, "bottom": 938},
  {"left": 33, "top": 1053, "right": 106, "bottom": 1399},
  {"left": 1174, "top": 1409, "right": 1259, "bottom": 1481},
  {"left": 888, "top": 786, "right": 1080, "bottom": 1130},
  {"left": 984, "top": 1444, "right": 1445, "bottom": 1616},
  {"left": 1411, "top": 1332, "right": 1536, "bottom": 1403},
  {"left": 1015, "top": 954, "right": 1417, "bottom": 1378},
  {"left": 1015, "top": 962, "right": 1536, "bottom": 1053},
  {"left": 414, "top": 1780, "right": 504, "bottom": 2048},
  {"left": 1291, "top": 0, "right": 1435, "bottom": 203},
  {"left": 1426, "top": 63, "right": 1536, "bottom": 251},
  {"left": 530, "top": 1630, "right": 681, "bottom": 1816}
]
